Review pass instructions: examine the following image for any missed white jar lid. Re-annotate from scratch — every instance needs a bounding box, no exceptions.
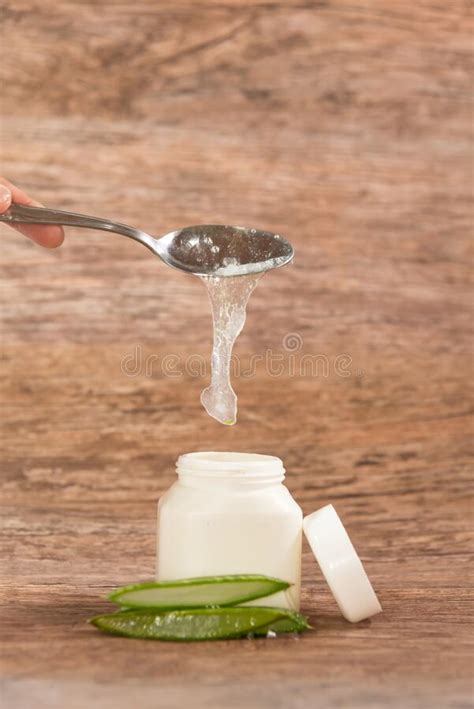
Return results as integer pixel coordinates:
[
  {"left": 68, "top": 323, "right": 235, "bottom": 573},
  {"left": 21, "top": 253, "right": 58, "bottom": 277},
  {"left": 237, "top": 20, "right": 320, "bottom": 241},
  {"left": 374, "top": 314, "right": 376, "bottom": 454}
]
[{"left": 303, "top": 504, "right": 382, "bottom": 623}]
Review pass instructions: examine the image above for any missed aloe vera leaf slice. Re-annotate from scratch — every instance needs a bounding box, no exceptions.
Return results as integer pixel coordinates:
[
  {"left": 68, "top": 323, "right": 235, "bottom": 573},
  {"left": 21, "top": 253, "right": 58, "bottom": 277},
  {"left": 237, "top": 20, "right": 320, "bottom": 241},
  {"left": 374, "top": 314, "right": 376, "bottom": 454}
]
[
  {"left": 90, "top": 606, "right": 305, "bottom": 641},
  {"left": 108, "top": 575, "right": 291, "bottom": 609},
  {"left": 252, "top": 614, "right": 311, "bottom": 635}
]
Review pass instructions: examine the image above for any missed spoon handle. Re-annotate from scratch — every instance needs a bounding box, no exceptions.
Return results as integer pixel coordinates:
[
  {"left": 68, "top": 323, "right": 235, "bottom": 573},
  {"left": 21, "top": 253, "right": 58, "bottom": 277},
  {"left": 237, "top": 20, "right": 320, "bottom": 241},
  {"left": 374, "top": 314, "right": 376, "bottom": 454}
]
[{"left": 0, "top": 203, "right": 147, "bottom": 243}]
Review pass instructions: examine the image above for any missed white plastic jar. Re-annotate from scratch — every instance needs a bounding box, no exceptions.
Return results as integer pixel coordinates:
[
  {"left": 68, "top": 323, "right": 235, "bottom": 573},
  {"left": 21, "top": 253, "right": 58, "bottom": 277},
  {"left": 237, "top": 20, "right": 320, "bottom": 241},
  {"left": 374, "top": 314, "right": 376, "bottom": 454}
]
[{"left": 156, "top": 452, "right": 303, "bottom": 610}]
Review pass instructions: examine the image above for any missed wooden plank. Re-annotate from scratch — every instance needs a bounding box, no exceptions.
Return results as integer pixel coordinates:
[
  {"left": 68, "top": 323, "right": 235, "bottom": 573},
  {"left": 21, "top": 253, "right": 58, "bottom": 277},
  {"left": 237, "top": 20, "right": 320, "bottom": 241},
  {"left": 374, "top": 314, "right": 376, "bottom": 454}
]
[{"left": 0, "top": 0, "right": 472, "bottom": 707}]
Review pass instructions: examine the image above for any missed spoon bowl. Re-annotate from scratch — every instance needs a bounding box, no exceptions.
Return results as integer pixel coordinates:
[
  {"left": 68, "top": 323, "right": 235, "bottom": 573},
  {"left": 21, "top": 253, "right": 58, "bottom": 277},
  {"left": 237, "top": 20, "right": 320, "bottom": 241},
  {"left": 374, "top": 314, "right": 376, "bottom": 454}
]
[
  {"left": 0, "top": 204, "right": 294, "bottom": 277},
  {"left": 159, "top": 224, "right": 293, "bottom": 277}
]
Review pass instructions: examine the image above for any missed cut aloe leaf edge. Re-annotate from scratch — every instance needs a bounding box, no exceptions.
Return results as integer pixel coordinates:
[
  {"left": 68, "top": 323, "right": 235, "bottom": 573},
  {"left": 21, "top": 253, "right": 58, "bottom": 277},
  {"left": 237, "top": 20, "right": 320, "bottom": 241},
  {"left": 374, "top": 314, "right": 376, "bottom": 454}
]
[
  {"left": 108, "top": 574, "right": 291, "bottom": 610},
  {"left": 90, "top": 606, "right": 309, "bottom": 642},
  {"left": 253, "top": 614, "right": 312, "bottom": 635}
]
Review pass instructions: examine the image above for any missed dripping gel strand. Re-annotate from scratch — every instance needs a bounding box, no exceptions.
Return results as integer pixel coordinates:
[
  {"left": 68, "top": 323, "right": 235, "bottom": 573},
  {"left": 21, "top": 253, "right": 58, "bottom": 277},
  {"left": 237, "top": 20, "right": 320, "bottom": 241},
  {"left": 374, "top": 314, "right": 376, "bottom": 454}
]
[{"left": 199, "top": 273, "right": 262, "bottom": 425}]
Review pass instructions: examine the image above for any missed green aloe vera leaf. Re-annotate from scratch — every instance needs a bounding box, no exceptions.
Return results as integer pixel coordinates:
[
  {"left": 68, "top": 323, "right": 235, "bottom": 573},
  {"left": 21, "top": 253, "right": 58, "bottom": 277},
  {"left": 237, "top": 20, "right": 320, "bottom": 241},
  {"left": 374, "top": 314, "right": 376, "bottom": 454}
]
[
  {"left": 90, "top": 606, "right": 308, "bottom": 642},
  {"left": 108, "top": 574, "right": 291, "bottom": 609},
  {"left": 252, "top": 614, "right": 311, "bottom": 635}
]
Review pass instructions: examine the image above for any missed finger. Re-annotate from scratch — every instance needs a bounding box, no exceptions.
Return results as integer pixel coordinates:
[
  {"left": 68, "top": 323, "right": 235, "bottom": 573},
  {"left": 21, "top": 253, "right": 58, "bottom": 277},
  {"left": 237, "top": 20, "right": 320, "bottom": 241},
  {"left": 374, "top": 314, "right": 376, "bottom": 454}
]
[
  {"left": 0, "top": 177, "right": 65, "bottom": 248},
  {"left": 0, "top": 183, "right": 12, "bottom": 213},
  {"left": 13, "top": 222, "right": 65, "bottom": 248}
]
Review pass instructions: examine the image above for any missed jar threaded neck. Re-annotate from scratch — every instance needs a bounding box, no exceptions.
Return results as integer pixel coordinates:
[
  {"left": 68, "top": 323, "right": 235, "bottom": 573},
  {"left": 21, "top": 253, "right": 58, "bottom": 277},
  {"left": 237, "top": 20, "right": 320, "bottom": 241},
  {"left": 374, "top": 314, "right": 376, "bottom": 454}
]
[{"left": 176, "top": 451, "right": 285, "bottom": 485}]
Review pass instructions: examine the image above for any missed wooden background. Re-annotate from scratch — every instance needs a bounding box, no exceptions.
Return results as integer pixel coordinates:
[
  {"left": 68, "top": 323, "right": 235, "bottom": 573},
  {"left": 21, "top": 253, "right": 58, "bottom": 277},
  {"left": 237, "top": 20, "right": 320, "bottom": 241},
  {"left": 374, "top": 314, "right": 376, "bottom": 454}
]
[{"left": 0, "top": 1, "right": 472, "bottom": 707}]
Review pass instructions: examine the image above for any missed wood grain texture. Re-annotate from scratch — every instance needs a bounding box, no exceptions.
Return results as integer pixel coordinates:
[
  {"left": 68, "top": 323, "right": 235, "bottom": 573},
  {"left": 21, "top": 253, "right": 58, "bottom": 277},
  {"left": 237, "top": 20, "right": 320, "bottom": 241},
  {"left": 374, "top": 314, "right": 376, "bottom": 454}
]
[{"left": 0, "top": 1, "right": 472, "bottom": 707}]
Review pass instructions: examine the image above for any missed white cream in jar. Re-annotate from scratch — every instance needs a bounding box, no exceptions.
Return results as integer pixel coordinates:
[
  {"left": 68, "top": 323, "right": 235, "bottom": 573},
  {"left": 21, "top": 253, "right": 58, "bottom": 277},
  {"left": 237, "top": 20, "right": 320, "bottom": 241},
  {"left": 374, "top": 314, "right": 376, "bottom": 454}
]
[{"left": 156, "top": 452, "right": 303, "bottom": 610}]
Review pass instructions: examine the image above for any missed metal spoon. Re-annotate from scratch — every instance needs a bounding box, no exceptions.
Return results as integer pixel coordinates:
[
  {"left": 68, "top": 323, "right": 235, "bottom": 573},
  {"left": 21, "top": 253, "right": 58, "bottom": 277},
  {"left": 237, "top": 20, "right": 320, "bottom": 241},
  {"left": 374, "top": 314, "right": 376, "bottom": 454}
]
[{"left": 0, "top": 203, "right": 294, "bottom": 277}]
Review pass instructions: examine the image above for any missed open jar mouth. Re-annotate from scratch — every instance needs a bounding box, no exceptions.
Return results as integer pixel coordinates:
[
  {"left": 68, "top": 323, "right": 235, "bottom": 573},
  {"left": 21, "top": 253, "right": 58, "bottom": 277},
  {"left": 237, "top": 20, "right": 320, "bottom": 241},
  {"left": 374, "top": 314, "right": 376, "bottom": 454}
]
[{"left": 176, "top": 451, "right": 285, "bottom": 484}]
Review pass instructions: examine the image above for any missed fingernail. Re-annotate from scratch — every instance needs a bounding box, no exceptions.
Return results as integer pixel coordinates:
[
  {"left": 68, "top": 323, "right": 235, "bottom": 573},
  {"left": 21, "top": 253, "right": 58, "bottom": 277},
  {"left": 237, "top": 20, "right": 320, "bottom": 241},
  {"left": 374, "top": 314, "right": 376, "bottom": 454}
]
[{"left": 0, "top": 184, "right": 11, "bottom": 204}]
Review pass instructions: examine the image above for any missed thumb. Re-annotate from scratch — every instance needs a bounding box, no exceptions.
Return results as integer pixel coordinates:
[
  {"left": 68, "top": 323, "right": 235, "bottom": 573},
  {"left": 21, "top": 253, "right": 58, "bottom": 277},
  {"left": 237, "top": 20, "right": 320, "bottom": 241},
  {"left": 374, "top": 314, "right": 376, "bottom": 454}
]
[{"left": 0, "top": 183, "right": 12, "bottom": 213}]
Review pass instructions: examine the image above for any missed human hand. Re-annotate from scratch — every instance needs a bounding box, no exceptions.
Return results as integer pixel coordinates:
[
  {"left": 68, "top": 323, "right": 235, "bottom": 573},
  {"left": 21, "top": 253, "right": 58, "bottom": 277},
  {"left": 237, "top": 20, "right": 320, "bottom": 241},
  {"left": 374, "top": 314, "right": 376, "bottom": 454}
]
[{"left": 0, "top": 178, "right": 64, "bottom": 248}]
